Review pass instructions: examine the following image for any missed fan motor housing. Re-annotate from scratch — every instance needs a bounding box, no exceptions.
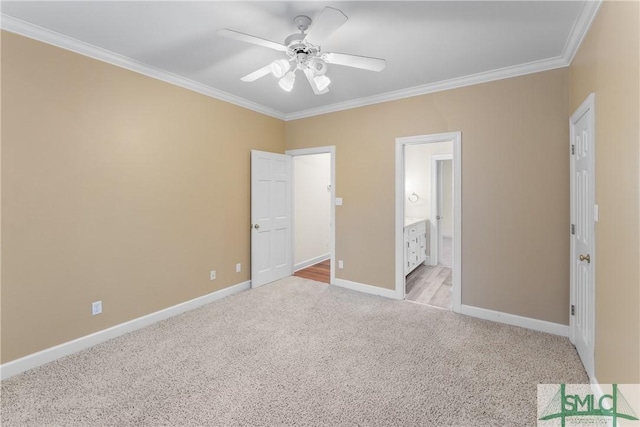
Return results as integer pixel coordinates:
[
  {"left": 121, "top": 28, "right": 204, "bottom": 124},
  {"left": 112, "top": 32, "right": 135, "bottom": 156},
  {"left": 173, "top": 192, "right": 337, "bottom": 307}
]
[
  {"left": 293, "top": 15, "right": 312, "bottom": 32},
  {"left": 285, "top": 32, "right": 319, "bottom": 64}
]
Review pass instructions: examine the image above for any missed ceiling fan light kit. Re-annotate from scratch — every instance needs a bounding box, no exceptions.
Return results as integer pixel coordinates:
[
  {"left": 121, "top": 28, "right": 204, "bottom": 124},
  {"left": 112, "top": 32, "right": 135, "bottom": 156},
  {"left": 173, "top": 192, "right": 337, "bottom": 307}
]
[
  {"left": 218, "top": 6, "right": 386, "bottom": 95},
  {"left": 278, "top": 71, "right": 296, "bottom": 92},
  {"left": 270, "top": 59, "right": 291, "bottom": 78}
]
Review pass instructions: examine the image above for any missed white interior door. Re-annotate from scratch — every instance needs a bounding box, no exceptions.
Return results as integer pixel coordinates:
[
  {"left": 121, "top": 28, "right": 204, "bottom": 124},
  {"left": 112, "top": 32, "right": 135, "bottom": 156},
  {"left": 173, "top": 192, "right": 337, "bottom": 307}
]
[
  {"left": 251, "top": 150, "right": 292, "bottom": 288},
  {"left": 570, "top": 94, "right": 595, "bottom": 378},
  {"left": 436, "top": 160, "right": 444, "bottom": 261},
  {"left": 430, "top": 154, "right": 452, "bottom": 266}
]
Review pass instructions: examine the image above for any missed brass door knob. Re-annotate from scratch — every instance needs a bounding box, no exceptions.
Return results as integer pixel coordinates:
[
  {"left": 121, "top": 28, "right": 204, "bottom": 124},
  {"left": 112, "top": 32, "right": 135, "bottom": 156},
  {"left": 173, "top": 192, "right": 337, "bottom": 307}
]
[{"left": 579, "top": 254, "right": 591, "bottom": 263}]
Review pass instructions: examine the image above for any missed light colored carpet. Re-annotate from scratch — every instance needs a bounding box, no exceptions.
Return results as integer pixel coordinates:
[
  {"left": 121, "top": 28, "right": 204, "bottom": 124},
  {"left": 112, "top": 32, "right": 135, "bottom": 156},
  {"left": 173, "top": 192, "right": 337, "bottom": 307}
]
[{"left": 1, "top": 276, "right": 587, "bottom": 426}]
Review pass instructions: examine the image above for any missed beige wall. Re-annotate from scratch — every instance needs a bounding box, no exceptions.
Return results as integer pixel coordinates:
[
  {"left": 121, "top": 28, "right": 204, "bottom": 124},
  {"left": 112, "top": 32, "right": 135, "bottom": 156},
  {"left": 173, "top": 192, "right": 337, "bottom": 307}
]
[
  {"left": 569, "top": 1, "right": 640, "bottom": 384},
  {"left": 285, "top": 68, "right": 571, "bottom": 325},
  {"left": 1, "top": 32, "right": 285, "bottom": 363},
  {"left": 293, "top": 153, "right": 331, "bottom": 267},
  {"left": 4, "top": 3, "right": 637, "bottom": 385}
]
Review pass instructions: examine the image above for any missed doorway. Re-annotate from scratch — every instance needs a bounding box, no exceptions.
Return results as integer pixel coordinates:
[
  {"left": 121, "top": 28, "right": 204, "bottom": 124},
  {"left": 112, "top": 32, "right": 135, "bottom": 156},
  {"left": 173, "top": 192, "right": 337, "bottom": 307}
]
[
  {"left": 395, "top": 132, "right": 461, "bottom": 312},
  {"left": 286, "top": 146, "right": 336, "bottom": 285},
  {"left": 569, "top": 94, "right": 595, "bottom": 379}
]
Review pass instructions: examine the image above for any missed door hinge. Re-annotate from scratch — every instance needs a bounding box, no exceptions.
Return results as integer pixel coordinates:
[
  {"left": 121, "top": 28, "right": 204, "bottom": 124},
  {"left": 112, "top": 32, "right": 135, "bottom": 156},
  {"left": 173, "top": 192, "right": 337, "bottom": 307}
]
[
  {"left": 571, "top": 224, "right": 575, "bottom": 235},
  {"left": 571, "top": 144, "right": 575, "bottom": 155},
  {"left": 571, "top": 304, "right": 575, "bottom": 316}
]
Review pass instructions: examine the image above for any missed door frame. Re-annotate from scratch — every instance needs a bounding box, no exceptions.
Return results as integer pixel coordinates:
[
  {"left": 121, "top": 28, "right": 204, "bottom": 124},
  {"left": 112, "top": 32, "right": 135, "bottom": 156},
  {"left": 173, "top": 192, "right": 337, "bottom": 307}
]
[
  {"left": 285, "top": 146, "right": 336, "bottom": 285},
  {"left": 394, "top": 132, "right": 462, "bottom": 312},
  {"left": 569, "top": 93, "right": 596, "bottom": 379},
  {"left": 429, "top": 154, "right": 453, "bottom": 267}
]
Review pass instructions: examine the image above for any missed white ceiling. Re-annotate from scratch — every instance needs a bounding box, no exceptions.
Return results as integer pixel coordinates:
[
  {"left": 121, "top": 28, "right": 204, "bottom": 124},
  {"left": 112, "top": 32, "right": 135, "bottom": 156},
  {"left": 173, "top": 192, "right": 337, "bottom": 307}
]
[{"left": 1, "top": 1, "right": 599, "bottom": 120}]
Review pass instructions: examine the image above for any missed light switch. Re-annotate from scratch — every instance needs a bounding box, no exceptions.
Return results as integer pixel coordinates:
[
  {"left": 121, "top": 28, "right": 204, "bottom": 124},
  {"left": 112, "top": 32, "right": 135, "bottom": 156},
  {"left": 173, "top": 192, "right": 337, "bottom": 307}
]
[{"left": 335, "top": 197, "right": 343, "bottom": 206}]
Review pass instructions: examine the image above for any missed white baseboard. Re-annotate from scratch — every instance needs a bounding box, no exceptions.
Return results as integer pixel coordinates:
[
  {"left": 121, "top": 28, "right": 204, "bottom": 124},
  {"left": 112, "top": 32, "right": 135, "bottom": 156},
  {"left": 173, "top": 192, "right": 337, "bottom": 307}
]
[
  {"left": 590, "top": 378, "right": 617, "bottom": 427},
  {"left": 424, "top": 256, "right": 431, "bottom": 265},
  {"left": 590, "top": 376, "right": 604, "bottom": 397},
  {"left": 0, "top": 280, "right": 251, "bottom": 380},
  {"left": 333, "top": 278, "right": 399, "bottom": 300},
  {"left": 460, "top": 304, "right": 569, "bottom": 336},
  {"left": 294, "top": 253, "right": 331, "bottom": 272}
]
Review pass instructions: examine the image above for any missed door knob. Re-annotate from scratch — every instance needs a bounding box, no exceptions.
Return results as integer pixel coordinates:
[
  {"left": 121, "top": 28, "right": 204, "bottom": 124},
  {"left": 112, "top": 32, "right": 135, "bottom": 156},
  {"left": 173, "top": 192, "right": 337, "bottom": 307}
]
[
  {"left": 253, "top": 224, "right": 260, "bottom": 229},
  {"left": 436, "top": 215, "right": 441, "bottom": 220},
  {"left": 579, "top": 254, "right": 590, "bottom": 263}
]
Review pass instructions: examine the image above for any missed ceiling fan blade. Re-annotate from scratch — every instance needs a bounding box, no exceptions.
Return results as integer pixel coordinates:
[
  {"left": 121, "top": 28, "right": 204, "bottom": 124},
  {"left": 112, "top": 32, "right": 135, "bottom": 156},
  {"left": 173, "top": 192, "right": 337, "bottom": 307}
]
[
  {"left": 323, "top": 52, "right": 386, "bottom": 72},
  {"left": 304, "top": 7, "right": 348, "bottom": 46},
  {"left": 241, "top": 63, "right": 273, "bottom": 82},
  {"left": 303, "top": 68, "right": 329, "bottom": 95},
  {"left": 217, "top": 29, "right": 287, "bottom": 52}
]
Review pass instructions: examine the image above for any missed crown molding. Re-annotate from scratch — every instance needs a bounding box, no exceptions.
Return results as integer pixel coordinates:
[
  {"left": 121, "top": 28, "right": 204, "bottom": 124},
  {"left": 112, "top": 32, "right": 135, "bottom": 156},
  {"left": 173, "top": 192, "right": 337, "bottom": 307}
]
[
  {"left": 561, "top": 0, "right": 602, "bottom": 65},
  {"left": 283, "top": 55, "right": 569, "bottom": 121},
  {"left": 2, "top": 0, "right": 602, "bottom": 123},
  {"left": 0, "top": 14, "right": 286, "bottom": 121},
  {"left": 283, "top": 0, "right": 602, "bottom": 121}
]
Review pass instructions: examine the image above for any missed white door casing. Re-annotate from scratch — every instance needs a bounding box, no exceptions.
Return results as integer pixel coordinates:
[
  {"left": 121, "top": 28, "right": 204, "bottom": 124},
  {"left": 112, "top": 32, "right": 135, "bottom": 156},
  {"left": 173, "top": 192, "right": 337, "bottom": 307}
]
[
  {"left": 395, "top": 132, "right": 462, "bottom": 313},
  {"left": 285, "top": 146, "right": 336, "bottom": 285},
  {"left": 251, "top": 150, "right": 292, "bottom": 288},
  {"left": 569, "top": 93, "right": 596, "bottom": 379}
]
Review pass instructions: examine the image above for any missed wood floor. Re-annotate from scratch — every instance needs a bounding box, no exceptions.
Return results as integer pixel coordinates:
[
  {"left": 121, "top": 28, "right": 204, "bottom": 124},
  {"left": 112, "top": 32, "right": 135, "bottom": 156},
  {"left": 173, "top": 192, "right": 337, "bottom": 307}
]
[
  {"left": 406, "top": 264, "right": 452, "bottom": 309},
  {"left": 294, "top": 260, "right": 330, "bottom": 284}
]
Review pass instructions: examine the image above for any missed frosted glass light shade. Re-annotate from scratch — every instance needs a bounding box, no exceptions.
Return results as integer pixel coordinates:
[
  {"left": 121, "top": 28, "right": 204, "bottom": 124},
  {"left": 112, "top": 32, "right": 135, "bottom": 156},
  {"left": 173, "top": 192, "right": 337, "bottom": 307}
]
[
  {"left": 313, "top": 75, "right": 331, "bottom": 92},
  {"left": 271, "top": 59, "right": 291, "bottom": 78},
  {"left": 279, "top": 71, "right": 296, "bottom": 92}
]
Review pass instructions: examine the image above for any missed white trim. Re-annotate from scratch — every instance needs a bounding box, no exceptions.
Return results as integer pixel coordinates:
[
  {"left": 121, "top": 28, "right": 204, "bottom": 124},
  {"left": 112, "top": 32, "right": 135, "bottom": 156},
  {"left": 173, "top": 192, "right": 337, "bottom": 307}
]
[
  {"left": 460, "top": 304, "right": 569, "bottom": 337},
  {"left": 590, "top": 376, "right": 604, "bottom": 398},
  {"left": 285, "top": 146, "right": 336, "bottom": 285},
  {"left": 286, "top": 0, "right": 601, "bottom": 120},
  {"left": 563, "top": 0, "right": 603, "bottom": 65},
  {"left": 333, "top": 278, "right": 399, "bottom": 300},
  {"left": 286, "top": 57, "right": 568, "bottom": 120},
  {"left": 589, "top": 378, "right": 616, "bottom": 427},
  {"left": 294, "top": 253, "right": 330, "bottom": 272},
  {"left": 0, "top": 15, "right": 285, "bottom": 120},
  {"left": 1, "top": 1, "right": 602, "bottom": 122},
  {"left": 0, "top": 280, "right": 251, "bottom": 380},
  {"left": 395, "top": 132, "right": 462, "bottom": 312}
]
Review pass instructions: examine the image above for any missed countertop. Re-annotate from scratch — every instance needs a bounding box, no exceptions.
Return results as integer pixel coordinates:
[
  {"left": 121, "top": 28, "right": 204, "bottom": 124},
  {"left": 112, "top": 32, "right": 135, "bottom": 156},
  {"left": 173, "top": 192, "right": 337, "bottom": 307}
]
[{"left": 404, "top": 217, "right": 428, "bottom": 228}]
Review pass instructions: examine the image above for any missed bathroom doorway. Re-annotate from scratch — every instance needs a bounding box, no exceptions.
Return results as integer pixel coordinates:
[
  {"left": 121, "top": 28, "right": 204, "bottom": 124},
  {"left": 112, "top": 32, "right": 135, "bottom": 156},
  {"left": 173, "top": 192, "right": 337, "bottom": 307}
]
[{"left": 394, "top": 132, "right": 461, "bottom": 312}]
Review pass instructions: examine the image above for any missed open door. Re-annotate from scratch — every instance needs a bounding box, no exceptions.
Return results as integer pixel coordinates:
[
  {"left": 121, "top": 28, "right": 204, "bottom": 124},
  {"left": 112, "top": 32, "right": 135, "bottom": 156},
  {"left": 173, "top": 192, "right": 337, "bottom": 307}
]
[
  {"left": 430, "top": 154, "right": 453, "bottom": 266},
  {"left": 251, "top": 150, "right": 292, "bottom": 288},
  {"left": 569, "top": 94, "right": 596, "bottom": 378}
]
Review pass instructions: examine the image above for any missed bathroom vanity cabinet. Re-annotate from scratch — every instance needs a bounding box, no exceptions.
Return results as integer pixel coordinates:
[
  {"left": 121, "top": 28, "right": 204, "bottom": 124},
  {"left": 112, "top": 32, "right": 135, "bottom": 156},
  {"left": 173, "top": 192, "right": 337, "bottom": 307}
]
[{"left": 404, "top": 218, "right": 428, "bottom": 275}]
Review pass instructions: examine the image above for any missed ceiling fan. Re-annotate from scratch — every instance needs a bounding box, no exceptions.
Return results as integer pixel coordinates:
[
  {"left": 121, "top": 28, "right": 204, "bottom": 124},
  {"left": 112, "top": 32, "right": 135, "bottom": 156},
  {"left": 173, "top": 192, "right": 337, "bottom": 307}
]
[{"left": 217, "top": 7, "right": 386, "bottom": 95}]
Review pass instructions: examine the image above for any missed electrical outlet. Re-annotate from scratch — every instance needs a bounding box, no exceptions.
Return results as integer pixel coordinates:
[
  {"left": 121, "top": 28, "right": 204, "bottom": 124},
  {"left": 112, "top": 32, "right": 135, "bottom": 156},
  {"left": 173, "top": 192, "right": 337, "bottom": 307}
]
[
  {"left": 210, "top": 270, "right": 216, "bottom": 280},
  {"left": 236, "top": 263, "right": 241, "bottom": 273},
  {"left": 92, "top": 300, "right": 102, "bottom": 316},
  {"left": 338, "top": 260, "right": 344, "bottom": 269}
]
